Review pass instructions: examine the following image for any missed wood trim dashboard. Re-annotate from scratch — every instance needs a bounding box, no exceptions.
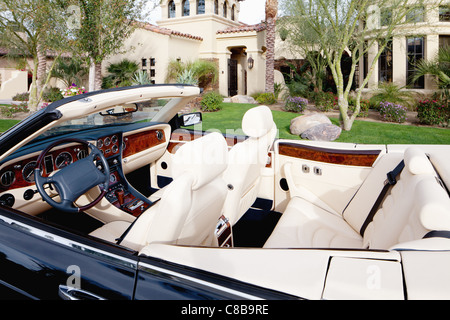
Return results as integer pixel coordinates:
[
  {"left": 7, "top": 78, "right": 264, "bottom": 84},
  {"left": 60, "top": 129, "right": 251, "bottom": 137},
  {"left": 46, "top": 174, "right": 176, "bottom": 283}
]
[
  {"left": 278, "top": 142, "right": 381, "bottom": 167},
  {"left": 0, "top": 143, "right": 88, "bottom": 192},
  {"left": 123, "top": 129, "right": 166, "bottom": 158}
]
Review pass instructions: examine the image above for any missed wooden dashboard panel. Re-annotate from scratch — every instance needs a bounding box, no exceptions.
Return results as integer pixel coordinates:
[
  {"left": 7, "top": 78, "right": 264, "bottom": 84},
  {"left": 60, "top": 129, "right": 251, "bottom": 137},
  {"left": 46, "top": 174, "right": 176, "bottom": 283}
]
[
  {"left": 123, "top": 129, "right": 166, "bottom": 158},
  {"left": 278, "top": 142, "right": 381, "bottom": 167},
  {"left": 0, "top": 143, "right": 88, "bottom": 191}
]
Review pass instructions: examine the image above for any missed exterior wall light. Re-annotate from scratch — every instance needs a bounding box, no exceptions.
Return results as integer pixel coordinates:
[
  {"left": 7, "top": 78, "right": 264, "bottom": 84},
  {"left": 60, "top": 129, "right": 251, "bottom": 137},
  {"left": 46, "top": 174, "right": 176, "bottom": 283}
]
[{"left": 248, "top": 56, "right": 254, "bottom": 69}]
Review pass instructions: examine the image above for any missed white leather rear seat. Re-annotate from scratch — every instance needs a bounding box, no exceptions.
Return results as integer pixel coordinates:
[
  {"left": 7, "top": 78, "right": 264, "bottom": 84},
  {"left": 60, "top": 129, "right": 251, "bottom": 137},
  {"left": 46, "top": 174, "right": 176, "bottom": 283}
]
[{"left": 264, "top": 147, "right": 450, "bottom": 250}]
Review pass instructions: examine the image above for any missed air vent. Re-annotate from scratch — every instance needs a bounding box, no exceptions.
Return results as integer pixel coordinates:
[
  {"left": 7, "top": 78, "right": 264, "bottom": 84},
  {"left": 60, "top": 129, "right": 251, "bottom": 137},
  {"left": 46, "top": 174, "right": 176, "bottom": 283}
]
[{"left": 1, "top": 171, "right": 15, "bottom": 187}]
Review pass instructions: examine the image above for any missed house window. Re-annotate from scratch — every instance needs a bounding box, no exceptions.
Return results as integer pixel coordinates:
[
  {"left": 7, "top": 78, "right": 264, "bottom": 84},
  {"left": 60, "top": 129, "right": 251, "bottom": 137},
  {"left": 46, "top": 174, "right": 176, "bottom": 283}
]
[
  {"left": 406, "top": 36, "right": 425, "bottom": 89},
  {"left": 168, "top": 1, "right": 176, "bottom": 18},
  {"left": 182, "top": 0, "right": 190, "bottom": 16},
  {"left": 231, "top": 4, "right": 235, "bottom": 21},
  {"left": 214, "top": 0, "right": 218, "bottom": 14},
  {"left": 378, "top": 40, "right": 393, "bottom": 83},
  {"left": 439, "top": 6, "right": 450, "bottom": 21},
  {"left": 406, "top": 6, "right": 424, "bottom": 23},
  {"left": 439, "top": 35, "right": 450, "bottom": 48},
  {"left": 223, "top": 1, "right": 227, "bottom": 18},
  {"left": 197, "top": 0, "right": 205, "bottom": 14}
]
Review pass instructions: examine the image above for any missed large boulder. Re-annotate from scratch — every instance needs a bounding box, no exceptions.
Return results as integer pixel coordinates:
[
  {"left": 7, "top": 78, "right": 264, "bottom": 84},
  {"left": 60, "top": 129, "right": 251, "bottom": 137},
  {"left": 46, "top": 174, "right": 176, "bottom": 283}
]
[
  {"left": 290, "top": 112, "right": 331, "bottom": 136},
  {"left": 230, "top": 95, "right": 257, "bottom": 104},
  {"left": 301, "top": 123, "right": 342, "bottom": 141}
]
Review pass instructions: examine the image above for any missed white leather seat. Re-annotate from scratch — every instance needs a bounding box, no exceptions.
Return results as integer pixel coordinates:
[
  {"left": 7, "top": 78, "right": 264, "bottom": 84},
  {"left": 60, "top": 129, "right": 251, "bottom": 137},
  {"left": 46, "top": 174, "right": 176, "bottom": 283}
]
[
  {"left": 90, "top": 132, "right": 229, "bottom": 251},
  {"left": 222, "top": 106, "right": 277, "bottom": 225},
  {"left": 264, "top": 147, "right": 448, "bottom": 250}
]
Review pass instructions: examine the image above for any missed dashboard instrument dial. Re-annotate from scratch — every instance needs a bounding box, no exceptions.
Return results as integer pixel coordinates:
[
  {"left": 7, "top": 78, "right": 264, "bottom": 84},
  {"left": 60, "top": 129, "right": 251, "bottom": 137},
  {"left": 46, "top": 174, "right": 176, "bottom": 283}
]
[
  {"left": 22, "top": 161, "right": 37, "bottom": 183},
  {"left": 55, "top": 152, "right": 73, "bottom": 169}
]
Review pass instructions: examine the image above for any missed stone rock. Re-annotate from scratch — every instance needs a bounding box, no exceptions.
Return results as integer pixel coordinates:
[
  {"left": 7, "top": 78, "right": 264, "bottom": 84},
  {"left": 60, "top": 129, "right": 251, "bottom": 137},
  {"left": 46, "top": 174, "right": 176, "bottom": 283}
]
[
  {"left": 290, "top": 112, "right": 331, "bottom": 136},
  {"left": 301, "top": 123, "right": 342, "bottom": 141},
  {"left": 230, "top": 95, "right": 257, "bottom": 104}
]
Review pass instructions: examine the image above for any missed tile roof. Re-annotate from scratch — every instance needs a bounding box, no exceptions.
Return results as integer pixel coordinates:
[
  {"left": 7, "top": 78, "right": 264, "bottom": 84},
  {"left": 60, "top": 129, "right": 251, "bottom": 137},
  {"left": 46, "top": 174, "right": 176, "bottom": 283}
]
[
  {"left": 140, "top": 22, "right": 203, "bottom": 41},
  {"left": 216, "top": 22, "right": 266, "bottom": 34}
]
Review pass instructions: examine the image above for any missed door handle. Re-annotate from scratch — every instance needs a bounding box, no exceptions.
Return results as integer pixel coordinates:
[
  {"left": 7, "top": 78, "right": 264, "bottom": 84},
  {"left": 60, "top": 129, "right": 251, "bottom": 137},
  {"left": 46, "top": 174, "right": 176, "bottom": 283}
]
[{"left": 58, "top": 285, "right": 105, "bottom": 300}]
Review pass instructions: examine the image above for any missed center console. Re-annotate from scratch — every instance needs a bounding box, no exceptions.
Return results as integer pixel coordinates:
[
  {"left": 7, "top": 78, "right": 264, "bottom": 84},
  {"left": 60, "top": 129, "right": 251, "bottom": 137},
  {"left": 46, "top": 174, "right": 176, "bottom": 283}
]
[{"left": 97, "top": 133, "right": 153, "bottom": 217}]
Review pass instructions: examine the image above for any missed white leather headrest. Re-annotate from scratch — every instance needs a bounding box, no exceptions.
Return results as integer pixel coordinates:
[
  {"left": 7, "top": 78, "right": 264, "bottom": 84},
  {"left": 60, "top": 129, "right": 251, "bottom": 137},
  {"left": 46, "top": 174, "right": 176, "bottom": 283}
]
[
  {"left": 242, "top": 106, "right": 275, "bottom": 138},
  {"left": 172, "top": 132, "right": 228, "bottom": 190},
  {"left": 417, "top": 177, "right": 450, "bottom": 231},
  {"left": 404, "top": 147, "right": 434, "bottom": 175}
]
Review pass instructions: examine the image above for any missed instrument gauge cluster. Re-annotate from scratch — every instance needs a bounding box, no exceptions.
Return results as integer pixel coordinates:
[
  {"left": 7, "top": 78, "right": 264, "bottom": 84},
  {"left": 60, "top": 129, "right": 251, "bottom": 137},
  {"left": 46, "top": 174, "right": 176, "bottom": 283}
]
[
  {"left": 96, "top": 134, "right": 121, "bottom": 157},
  {"left": 0, "top": 143, "right": 90, "bottom": 191}
]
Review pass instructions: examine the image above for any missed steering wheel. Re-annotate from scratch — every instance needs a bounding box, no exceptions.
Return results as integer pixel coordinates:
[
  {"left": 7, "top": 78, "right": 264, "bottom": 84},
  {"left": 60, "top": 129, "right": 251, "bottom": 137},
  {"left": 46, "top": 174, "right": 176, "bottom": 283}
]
[{"left": 34, "top": 138, "right": 110, "bottom": 213}]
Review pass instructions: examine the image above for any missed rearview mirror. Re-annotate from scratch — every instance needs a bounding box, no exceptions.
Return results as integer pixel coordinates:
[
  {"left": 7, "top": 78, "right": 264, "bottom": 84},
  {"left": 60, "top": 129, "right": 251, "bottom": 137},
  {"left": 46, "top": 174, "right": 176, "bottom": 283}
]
[
  {"left": 180, "top": 112, "right": 202, "bottom": 127},
  {"left": 100, "top": 103, "right": 138, "bottom": 116}
]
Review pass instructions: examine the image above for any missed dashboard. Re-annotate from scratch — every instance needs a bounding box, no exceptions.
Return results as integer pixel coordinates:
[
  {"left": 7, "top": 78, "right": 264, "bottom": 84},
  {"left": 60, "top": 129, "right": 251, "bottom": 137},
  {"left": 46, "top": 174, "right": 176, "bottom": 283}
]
[
  {"left": 0, "top": 143, "right": 89, "bottom": 192},
  {"left": 0, "top": 123, "right": 170, "bottom": 218}
]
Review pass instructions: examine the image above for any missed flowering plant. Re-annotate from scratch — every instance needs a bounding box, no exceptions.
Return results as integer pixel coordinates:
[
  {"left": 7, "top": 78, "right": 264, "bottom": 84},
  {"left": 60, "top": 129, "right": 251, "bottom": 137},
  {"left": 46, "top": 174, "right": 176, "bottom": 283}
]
[
  {"left": 284, "top": 96, "right": 308, "bottom": 113},
  {"left": 379, "top": 102, "right": 407, "bottom": 123},
  {"left": 60, "top": 84, "right": 86, "bottom": 97},
  {"left": 416, "top": 99, "right": 449, "bottom": 127}
]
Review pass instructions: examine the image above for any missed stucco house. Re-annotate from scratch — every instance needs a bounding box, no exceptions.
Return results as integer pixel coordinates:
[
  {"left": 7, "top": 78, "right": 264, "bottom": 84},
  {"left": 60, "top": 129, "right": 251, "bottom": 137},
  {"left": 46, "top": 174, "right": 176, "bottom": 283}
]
[
  {"left": 105, "top": 0, "right": 271, "bottom": 97},
  {"left": 359, "top": 3, "right": 450, "bottom": 94},
  {"left": 2, "top": 1, "right": 450, "bottom": 100}
]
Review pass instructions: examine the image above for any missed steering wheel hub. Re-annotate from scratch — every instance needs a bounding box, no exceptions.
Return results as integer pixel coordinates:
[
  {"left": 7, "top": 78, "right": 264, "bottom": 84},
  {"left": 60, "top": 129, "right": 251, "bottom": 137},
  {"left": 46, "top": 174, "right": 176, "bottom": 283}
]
[{"left": 34, "top": 138, "right": 110, "bottom": 213}]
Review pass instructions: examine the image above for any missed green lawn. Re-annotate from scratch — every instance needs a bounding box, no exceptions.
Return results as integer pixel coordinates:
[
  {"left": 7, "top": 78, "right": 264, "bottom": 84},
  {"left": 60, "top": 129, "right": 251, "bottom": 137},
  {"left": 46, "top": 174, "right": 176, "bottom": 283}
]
[
  {"left": 0, "top": 102, "right": 449, "bottom": 145},
  {"left": 0, "top": 119, "right": 20, "bottom": 132},
  {"left": 200, "top": 103, "right": 450, "bottom": 145}
]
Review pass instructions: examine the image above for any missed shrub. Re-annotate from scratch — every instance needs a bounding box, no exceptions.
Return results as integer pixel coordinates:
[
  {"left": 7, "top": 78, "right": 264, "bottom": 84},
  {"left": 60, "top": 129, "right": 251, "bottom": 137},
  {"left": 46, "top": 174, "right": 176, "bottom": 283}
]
[
  {"left": 61, "top": 84, "right": 86, "bottom": 97},
  {"left": 348, "top": 97, "right": 370, "bottom": 117},
  {"left": 1, "top": 102, "right": 28, "bottom": 118},
  {"left": 379, "top": 102, "right": 407, "bottom": 123},
  {"left": 43, "top": 87, "right": 64, "bottom": 102},
  {"left": 310, "top": 91, "right": 336, "bottom": 111},
  {"left": 200, "top": 91, "right": 223, "bottom": 112},
  {"left": 256, "top": 92, "right": 277, "bottom": 105},
  {"left": 284, "top": 96, "right": 308, "bottom": 113},
  {"left": 416, "top": 99, "right": 450, "bottom": 126},
  {"left": 12, "top": 92, "right": 29, "bottom": 101},
  {"left": 369, "top": 82, "right": 414, "bottom": 109}
]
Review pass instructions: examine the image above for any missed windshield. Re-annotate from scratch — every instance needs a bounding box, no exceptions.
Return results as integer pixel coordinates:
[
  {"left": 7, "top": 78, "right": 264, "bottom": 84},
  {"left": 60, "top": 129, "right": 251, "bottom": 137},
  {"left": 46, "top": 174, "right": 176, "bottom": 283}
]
[{"left": 35, "top": 99, "right": 170, "bottom": 141}]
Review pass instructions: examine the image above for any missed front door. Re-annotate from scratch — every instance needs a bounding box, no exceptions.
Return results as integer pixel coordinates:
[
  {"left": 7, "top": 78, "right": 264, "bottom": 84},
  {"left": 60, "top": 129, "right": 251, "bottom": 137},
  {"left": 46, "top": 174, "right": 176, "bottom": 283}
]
[{"left": 228, "top": 59, "right": 238, "bottom": 97}]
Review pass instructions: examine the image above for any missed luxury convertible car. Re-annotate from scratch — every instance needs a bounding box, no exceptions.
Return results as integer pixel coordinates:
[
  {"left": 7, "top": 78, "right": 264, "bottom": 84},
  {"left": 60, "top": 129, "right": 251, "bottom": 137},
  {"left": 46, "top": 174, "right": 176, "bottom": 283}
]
[{"left": 0, "top": 84, "right": 449, "bottom": 300}]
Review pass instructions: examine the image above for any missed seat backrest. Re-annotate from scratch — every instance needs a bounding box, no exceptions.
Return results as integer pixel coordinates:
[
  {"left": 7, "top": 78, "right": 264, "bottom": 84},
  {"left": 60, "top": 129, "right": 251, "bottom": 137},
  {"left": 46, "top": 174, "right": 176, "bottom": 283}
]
[
  {"left": 120, "top": 132, "right": 229, "bottom": 250},
  {"left": 361, "top": 147, "right": 440, "bottom": 249},
  {"left": 222, "top": 106, "right": 277, "bottom": 225}
]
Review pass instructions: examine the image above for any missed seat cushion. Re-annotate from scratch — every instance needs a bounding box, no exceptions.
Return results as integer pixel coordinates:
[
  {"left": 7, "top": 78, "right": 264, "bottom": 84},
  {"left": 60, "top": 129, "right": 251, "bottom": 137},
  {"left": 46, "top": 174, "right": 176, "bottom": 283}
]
[{"left": 264, "top": 197, "right": 363, "bottom": 248}]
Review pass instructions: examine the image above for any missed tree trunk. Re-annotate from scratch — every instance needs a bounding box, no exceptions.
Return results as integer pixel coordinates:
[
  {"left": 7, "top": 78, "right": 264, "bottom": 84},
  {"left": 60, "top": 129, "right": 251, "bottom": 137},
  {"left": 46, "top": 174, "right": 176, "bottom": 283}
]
[
  {"left": 94, "top": 62, "right": 102, "bottom": 91},
  {"left": 28, "top": 56, "right": 39, "bottom": 112},
  {"left": 89, "top": 58, "right": 96, "bottom": 92},
  {"left": 265, "top": 0, "right": 278, "bottom": 94},
  {"left": 36, "top": 42, "right": 47, "bottom": 104}
]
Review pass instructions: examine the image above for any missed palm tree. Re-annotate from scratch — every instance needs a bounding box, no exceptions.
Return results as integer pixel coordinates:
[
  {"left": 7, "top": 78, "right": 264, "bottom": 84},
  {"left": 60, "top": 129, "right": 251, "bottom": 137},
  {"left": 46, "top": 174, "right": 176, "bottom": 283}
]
[
  {"left": 265, "top": 0, "right": 278, "bottom": 94},
  {"left": 102, "top": 59, "right": 139, "bottom": 89},
  {"left": 52, "top": 58, "right": 88, "bottom": 88},
  {"left": 414, "top": 46, "right": 450, "bottom": 90}
]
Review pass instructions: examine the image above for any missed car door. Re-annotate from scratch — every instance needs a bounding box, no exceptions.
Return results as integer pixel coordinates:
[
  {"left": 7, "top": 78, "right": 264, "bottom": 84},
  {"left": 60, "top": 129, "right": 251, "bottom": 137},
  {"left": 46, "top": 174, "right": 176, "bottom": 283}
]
[{"left": 0, "top": 207, "right": 137, "bottom": 300}]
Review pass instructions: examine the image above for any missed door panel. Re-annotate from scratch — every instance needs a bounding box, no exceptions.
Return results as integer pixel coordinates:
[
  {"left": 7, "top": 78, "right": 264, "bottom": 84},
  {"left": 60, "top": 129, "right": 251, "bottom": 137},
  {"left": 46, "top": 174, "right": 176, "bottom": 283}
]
[{"left": 273, "top": 140, "right": 385, "bottom": 214}]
